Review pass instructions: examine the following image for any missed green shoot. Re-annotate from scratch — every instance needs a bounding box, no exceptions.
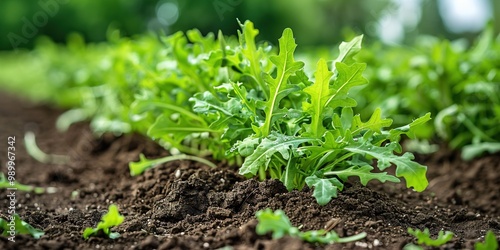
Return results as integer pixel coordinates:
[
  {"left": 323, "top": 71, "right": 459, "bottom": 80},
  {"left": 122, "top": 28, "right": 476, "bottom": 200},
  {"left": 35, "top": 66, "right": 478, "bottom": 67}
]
[
  {"left": 475, "top": 231, "right": 499, "bottom": 250},
  {"left": 129, "top": 153, "right": 217, "bottom": 176},
  {"left": 407, "top": 228, "right": 453, "bottom": 247},
  {"left": 0, "top": 214, "right": 45, "bottom": 239},
  {"left": 83, "top": 204, "right": 124, "bottom": 239},
  {"left": 24, "top": 131, "right": 70, "bottom": 165},
  {"left": 256, "top": 208, "right": 366, "bottom": 244}
]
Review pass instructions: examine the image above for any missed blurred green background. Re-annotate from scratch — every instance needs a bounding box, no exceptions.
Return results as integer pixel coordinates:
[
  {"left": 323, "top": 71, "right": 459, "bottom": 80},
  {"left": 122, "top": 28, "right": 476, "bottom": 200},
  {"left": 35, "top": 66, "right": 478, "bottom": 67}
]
[{"left": 1, "top": 0, "right": 499, "bottom": 50}]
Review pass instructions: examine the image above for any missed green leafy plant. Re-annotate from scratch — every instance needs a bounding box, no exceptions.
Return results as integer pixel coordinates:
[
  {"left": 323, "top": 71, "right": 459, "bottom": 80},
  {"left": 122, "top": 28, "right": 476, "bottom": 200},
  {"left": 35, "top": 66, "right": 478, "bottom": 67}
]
[
  {"left": 194, "top": 23, "right": 431, "bottom": 205},
  {"left": 475, "top": 231, "right": 499, "bottom": 250},
  {"left": 356, "top": 25, "right": 500, "bottom": 159},
  {"left": 255, "top": 208, "right": 366, "bottom": 244},
  {"left": 0, "top": 214, "right": 45, "bottom": 239},
  {"left": 404, "top": 228, "right": 454, "bottom": 249},
  {"left": 83, "top": 204, "right": 124, "bottom": 239},
  {"left": 0, "top": 20, "right": 430, "bottom": 205}
]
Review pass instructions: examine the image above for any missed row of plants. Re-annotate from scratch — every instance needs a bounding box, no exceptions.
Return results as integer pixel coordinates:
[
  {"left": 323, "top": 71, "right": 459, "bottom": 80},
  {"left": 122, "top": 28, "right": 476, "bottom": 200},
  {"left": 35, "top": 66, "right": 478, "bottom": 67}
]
[
  {"left": 1, "top": 207, "right": 498, "bottom": 249},
  {"left": 0, "top": 20, "right": 499, "bottom": 247},
  {"left": 355, "top": 26, "right": 500, "bottom": 159},
  {"left": 0, "top": 20, "right": 430, "bottom": 205}
]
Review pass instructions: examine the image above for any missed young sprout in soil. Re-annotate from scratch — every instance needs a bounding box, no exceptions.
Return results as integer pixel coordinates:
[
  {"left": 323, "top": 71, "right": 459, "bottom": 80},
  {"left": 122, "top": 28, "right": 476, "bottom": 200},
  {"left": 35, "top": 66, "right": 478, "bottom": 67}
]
[
  {"left": 475, "top": 231, "right": 499, "bottom": 250},
  {"left": 0, "top": 173, "right": 56, "bottom": 194},
  {"left": 83, "top": 204, "right": 124, "bottom": 239},
  {"left": 24, "top": 131, "right": 70, "bottom": 165},
  {"left": 404, "top": 228, "right": 454, "bottom": 249},
  {"left": 129, "top": 153, "right": 217, "bottom": 176},
  {"left": 0, "top": 214, "right": 45, "bottom": 239},
  {"left": 255, "top": 208, "right": 366, "bottom": 244}
]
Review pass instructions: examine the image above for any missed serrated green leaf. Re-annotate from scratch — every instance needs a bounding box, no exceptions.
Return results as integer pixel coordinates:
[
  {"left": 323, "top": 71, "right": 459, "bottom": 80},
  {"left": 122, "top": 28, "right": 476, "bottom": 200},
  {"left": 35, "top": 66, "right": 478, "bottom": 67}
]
[
  {"left": 234, "top": 136, "right": 260, "bottom": 157},
  {"left": 239, "top": 133, "right": 317, "bottom": 176},
  {"left": 0, "top": 214, "right": 45, "bottom": 239},
  {"left": 190, "top": 91, "right": 239, "bottom": 116},
  {"left": 351, "top": 108, "right": 392, "bottom": 135},
  {"left": 305, "top": 176, "right": 344, "bottom": 205},
  {"left": 333, "top": 35, "right": 363, "bottom": 73},
  {"left": 345, "top": 141, "right": 428, "bottom": 192},
  {"left": 475, "top": 230, "right": 499, "bottom": 250},
  {"left": 255, "top": 209, "right": 294, "bottom": 239},
  {"left": 238, "top": 20, "right": 267, "bottom": 95},
  {"left": 261, "top": 28, "right": 305, "bottom": 137},
  {"left": 325, "top": 164, "right": 400, "bottom": 186},
  {"left": 256, "top": 209, "right": 366, "bottom": 244},
  {"left": 407, "top": 228, "right": 454, "bottom": 247},
  {"left": 83, "top": 204, "right": 124, "bottom": 240},
  {"left": 303, "top": 58, "right": 334, "bottom": 137},
  {"left": 326, "top": 62, "right": 367, "bottom": 110},
  {"left": 390, "top": 113, "right": 432, "bottom": 141}
]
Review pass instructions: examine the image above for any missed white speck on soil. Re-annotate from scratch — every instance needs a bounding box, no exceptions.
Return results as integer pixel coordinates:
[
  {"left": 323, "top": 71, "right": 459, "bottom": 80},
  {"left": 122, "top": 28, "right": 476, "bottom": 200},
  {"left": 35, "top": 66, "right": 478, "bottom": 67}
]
[
  {"left": 203, "top": 242, "right": 209, "bottom": 248},
  {"left": 175, "top": 169, "right": 181, "bottom": 178},
  {"left": 355, "top": 242, "right": 369, "bottom": 248}
]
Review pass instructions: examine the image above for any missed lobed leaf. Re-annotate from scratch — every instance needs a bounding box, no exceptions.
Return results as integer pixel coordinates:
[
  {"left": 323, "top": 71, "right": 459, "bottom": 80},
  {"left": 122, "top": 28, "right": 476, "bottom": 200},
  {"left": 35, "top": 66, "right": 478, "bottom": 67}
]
[
  {"left": 239, "top": 133, "right": 318, "bottom": 176},
  {"left": 407, "top": 228, "right": 454, "bottom": 247},
  {"left": 303, "top": 58, "right": 334, "bottom": 137},
  {"left": 304, "top": 175, "right": 344, "bottom": 205},
  {"left": 345, "top": 141, "right": 428, "bottom": 192},
  {"left": 260, "top": 28, "right": 305, "bottom": 137}
]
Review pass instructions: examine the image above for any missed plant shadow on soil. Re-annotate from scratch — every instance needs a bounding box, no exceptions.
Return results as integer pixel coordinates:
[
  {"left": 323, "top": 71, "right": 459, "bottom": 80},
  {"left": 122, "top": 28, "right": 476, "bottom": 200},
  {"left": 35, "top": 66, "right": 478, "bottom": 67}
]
[{"left": 0, "top": 93, "right": 499, "bottom": 250}]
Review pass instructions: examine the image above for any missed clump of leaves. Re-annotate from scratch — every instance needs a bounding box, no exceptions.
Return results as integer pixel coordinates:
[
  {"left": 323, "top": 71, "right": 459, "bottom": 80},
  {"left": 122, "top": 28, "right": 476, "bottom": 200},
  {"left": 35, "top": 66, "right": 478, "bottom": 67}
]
[
  {"left": 475, "top": 231, "right": 499, "bottom": 250},
  {"left": 404, "top": 228, "right": 454, "bottom": 249},
  {"left": 0, "top": 20, "right": 431, "bottom": 205},
  {"left": 0, "top": 214, "right": 45, "bottom": 239},
  {"left": 255, "top": 208, "right": 366, "bottom": 244},
  {"left": 190, "top": 22, "right": 430, "bottom": 205},
  {"left": 356, "top": 25, "right": 500, "bottom": 159},
  {"left": 83, "top": 204, "right": 124, "bottom": 239}
]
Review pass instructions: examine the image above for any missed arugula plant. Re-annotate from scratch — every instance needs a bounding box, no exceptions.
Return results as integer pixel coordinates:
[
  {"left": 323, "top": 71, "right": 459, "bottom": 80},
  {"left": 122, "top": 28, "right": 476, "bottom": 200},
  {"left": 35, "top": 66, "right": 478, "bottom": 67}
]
[
  {"left": 475, "top": 231, "right": 499, "bottom": 250},
  {"left": 0, "top": 20, "right": 430, "bottom": 204},
  {"left": 83, "top": 204, "right": 124, "bottom": 239},
  {"left": 404, "top": 228, "right": 454, "bottom": 249},
  {"left": 0, "top": 214, "right": 45, "bottom": 239},
  {"left": 190, "top": 21, "right": 430, "bottom": 204},
  {"left": 255, "top": 208, "right": 366, "bottom": 244},
  {"left": 356, "top": 25, "right": 500, "bottom": 159}
]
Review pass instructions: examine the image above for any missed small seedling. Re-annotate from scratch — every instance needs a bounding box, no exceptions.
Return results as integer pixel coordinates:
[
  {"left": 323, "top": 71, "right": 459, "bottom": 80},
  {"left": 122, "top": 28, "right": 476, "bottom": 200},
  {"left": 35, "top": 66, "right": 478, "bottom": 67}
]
[
  {"left": 255, "top": 208, "right": 366, "bottom": 244},
  {"left": 404, "top": 228, "right": 454, "bottom": 249},
  {"left": 24, "top": 131, "right": 70, "bottom": 165},
  {"left": 475, "top": 231, "right": 499, "bottom": 250},
  {"left": 0, "top": 173, "right": 56, "bottom": 194},
  {"left": 129, "top": 153, "right": 217, "bottom": 176},
  {"left": 83, "top": 204, "right": 124, "bottom": 239},
  {"left": 0, "top": 214, "right": 45, "bottom": 239}
]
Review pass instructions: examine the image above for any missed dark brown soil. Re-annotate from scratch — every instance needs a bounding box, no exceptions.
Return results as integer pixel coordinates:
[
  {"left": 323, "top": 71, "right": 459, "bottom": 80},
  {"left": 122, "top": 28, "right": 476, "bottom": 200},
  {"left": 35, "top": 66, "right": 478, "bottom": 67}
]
[{"left": 0, "top": 92, "right": 499, "bottom": 250}]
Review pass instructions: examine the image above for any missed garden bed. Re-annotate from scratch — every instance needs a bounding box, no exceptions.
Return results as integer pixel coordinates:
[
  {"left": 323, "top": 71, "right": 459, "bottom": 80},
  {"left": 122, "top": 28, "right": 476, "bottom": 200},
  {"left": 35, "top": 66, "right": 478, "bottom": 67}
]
[{"left": 0, "top": 92, "right": 499, "bottom": 249}]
